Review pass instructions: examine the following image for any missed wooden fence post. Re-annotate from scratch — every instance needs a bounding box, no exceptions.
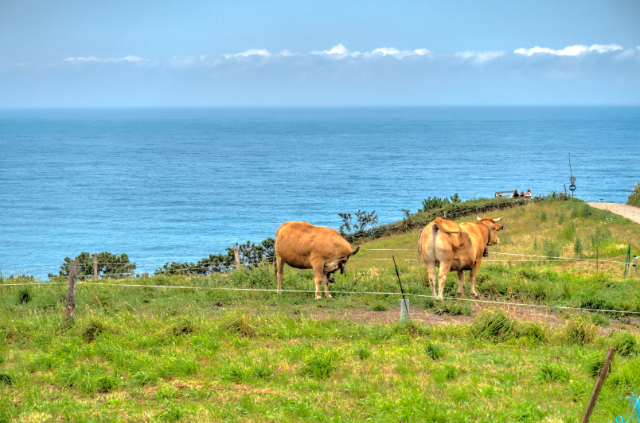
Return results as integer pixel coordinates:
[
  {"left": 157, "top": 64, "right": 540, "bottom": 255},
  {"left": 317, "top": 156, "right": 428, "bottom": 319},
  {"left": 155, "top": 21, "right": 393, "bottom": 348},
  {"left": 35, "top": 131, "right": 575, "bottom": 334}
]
[
  {"left": 92, "top": 253, "right": 98, "bottom": 280},
  {"left": 63, "top": 260, "right": 79, "bottom": 321},
  {"left": 581, "top": 348, "right": 616, "bottom": 423},
  {"left": 233, "top": 243, "right": 241, "bottom": 270},
  {"left": 596, "top": 246, "right": 598, "bottom": 275}
]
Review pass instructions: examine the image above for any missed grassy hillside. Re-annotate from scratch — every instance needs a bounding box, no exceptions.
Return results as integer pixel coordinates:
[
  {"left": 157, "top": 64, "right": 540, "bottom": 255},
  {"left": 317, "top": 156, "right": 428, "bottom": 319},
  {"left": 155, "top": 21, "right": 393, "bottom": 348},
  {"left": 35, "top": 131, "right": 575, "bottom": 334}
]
[{"left": 1, "top": 197, "right": 640, "bottom": 423}]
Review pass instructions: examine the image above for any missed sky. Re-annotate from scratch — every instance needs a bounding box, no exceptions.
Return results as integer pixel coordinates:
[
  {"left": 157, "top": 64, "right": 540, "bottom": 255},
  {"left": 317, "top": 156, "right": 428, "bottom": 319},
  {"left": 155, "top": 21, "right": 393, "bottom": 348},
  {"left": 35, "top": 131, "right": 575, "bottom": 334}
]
[{"left": 1, "top": 0, "right": 639, "bottom": 107}]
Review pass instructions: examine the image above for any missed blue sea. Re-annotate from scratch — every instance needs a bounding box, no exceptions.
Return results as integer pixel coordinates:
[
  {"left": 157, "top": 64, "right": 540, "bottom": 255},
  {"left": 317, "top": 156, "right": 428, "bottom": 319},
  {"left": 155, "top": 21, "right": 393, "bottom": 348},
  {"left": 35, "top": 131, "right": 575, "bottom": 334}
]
[{"left": 1, "top": 107, "right": 639, "bottom": 278}]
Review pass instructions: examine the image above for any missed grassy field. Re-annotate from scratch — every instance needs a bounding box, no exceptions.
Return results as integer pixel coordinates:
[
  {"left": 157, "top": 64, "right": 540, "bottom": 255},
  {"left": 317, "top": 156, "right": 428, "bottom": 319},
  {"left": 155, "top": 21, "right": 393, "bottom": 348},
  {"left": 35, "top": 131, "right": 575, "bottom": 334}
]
[{"left": 1, "top": 198, "right": 640, "bottom": 422}]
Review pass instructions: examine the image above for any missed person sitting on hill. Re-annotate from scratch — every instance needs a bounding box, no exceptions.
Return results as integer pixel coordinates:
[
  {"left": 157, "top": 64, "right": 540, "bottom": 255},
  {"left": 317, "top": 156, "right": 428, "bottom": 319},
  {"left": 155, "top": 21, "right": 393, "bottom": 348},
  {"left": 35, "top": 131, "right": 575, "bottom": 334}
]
[
  {"left": 513, "top": 190, "right": 519, "bottom": 198},
  {"left": 525, "top": 189, "right": 532, "bottom": 199},
  {"left": 520, "top": 191, "right": 525, "bottom": 198}
]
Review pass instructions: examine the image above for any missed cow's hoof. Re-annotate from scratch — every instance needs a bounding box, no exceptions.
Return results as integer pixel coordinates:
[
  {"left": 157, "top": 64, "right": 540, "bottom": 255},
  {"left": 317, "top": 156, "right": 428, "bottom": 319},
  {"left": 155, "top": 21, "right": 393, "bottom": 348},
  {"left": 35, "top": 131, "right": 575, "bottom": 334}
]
[
  {"left": 472, "top": 292, "right": 479, "bottom": 298},
  {"left": 325, "top": 295, "right": 333, "bottom": 299}
]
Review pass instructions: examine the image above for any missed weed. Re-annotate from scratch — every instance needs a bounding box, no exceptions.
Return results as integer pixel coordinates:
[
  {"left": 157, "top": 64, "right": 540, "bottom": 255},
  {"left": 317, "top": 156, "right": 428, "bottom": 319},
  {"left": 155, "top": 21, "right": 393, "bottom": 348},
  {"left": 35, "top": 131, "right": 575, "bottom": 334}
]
[
  {"left": 158, "top": 402, "right": 186, "bottom": 422},
  {"left": 584, "top": 353, "right": 608, "bottom": 378},
  {"left": 354, "top": 346, "right": 372, "bottom": 360},
  {"left": 424, "top": 342, "right": 446, "bottom": 360},
  {"left": 559, "top": 223, "right": 576, "bottom": 241},
  {"left": 574, "top": 238, "right": 583, "bottom": 255},
  {"left": 538, "top": 363, "right": 571, "bottom": 383},
  {"left": 300, "top": 348, "right": 338, "bottom": 379},
  {"left": 433, "top": 301, "right": 472, "bottom": 316},
  {"left": 472, "top": 309, "right": 517, "bottom": 342},
  {"left": 541, "top": 211, "right": 547, "bottom": 223},
  {"left": 392, "top": 320, "right": 425, "bottom": 337},
  {"left": 16, "top": 288, "right": 32, "bottom": 304},
  {"left": 543, "top": 240, "right": 560, "bottom": 259},
  {"left": 0, "top": 374, "right": 12, "bottom": 386},
  {"left": 589, "top": 313, "right": 610, "bottom": 327},
  {"left": 96, "top": 376, "right": 119, "bottom": 393},
  {"left": 160, "top": 357, "right": 198, "bottom": 378},
  {"left": 614, "top": 332, "right": 639, "bottom": 357},
  {"left": 562, "top": 316, "right": 598, "bottom": 345},
  {"left": 517, "top": 322, "right": 547, "bottom": 343},
  {"left": 172, "top": 320, "right": 196, "bottom": 337},
  {"left": 370, "top": 302, "right": 388, "bottom": 311},
  {"left": 81, "top": 320, "right": 105, "bottom": 343},
  {"left": 26, "top": 353, "right": 58, "bottom": 372},
  {"left": 219, "top": 313, "right": 255, "bottom": 337},
  {"left": 130, "top": 371, "right": 158, "bottom": 386}
]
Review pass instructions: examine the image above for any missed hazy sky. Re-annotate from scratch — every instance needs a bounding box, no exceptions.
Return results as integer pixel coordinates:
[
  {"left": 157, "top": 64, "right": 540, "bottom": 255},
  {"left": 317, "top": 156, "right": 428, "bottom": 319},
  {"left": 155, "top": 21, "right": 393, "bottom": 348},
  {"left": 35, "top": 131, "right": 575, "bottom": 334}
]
[{"left": 1, "top": 0, "right": 639, "bottom": 107}]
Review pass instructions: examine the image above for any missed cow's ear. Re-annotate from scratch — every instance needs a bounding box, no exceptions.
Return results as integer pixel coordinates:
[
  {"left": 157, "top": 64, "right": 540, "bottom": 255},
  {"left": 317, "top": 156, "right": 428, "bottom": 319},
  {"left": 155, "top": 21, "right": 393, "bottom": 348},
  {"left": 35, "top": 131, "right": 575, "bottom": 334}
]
[{"left": 350, "top": 246, "right": 360, "bottom": 257}]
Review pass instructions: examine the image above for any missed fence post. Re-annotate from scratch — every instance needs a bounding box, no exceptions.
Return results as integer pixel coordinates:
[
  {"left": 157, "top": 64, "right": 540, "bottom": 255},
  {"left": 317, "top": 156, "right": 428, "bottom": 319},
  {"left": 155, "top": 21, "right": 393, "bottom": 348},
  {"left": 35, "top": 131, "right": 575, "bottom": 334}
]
[
  {"left": 581, "top": 348, "right": 616, "bottom": 423},
  {"left": 63, "top": 260, "right": 78, "bottom": 321},
  {"left": 596, "top": 246, "right": 598, "bottom": 275},
  {"left": 92, "top": 253, "right": 98, "bottom": 280},
  {"left": 233, "top": 243, "right": 241, "bottom": 270}
]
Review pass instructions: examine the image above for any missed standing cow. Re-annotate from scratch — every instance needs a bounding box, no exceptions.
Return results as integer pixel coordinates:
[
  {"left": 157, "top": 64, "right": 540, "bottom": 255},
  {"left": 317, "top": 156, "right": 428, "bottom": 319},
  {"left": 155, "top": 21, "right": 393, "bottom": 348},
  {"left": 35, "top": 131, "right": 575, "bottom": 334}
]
[
  {"left": 417, "top": 216, "right": 503, "bottom": 300},
  {"left": 275, "top": 221, "right": 359, "bottom": 300}
]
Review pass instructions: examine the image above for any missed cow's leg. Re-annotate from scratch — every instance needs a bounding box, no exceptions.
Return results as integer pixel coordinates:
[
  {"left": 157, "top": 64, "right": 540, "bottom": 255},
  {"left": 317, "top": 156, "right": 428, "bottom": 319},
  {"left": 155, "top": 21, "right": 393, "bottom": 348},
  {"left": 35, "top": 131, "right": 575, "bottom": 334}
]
[
  {"left": 456, "top": 271, "right": 465, "bottom": 296},
  {"left": 322, "top": 273, "right": 332, "bottom": 299},
  {"left": 469, "top": 262, "right": 481, "bottom": 298},
  {"left": 275, "top": 255, "right": 284, "bottom": 295},
  {"left": 312, "top": 266, "right": 324, "bottom": 300},
  {"left": 426, "top": 262, "right": 437, "bottom": 299},
  {"left": 437, "top": 262, "right": 452, "bottom": 301}
]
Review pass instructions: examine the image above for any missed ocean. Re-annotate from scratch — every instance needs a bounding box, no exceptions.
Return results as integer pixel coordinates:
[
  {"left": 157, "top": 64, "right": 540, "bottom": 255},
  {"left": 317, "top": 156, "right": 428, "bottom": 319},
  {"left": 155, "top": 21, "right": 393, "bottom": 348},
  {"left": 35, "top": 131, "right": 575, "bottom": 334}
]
[{"left": 1, "top": 107, "right": 638, "bottom": 278}]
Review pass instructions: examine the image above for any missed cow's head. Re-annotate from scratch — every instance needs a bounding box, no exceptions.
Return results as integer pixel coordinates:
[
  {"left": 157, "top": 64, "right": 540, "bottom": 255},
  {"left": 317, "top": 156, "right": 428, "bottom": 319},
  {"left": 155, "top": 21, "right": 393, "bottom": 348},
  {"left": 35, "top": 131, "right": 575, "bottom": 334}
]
[
  {"left": 328, "top": 246, "right": 360, "bottom": 283},
  {"left": 477, "top": 216, "right": 504, "bottom": 245}
]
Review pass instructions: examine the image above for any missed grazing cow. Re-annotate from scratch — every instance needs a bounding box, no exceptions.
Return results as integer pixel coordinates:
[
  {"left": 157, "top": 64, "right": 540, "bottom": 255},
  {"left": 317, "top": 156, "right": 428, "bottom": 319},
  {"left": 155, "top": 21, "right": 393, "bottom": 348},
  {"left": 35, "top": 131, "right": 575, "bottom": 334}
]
[
  {"left": 417, "top": 216, "right": 503, "bottom": 300},
  {"left": 275, "top": 221, "right": 360, "bottom": 300}
]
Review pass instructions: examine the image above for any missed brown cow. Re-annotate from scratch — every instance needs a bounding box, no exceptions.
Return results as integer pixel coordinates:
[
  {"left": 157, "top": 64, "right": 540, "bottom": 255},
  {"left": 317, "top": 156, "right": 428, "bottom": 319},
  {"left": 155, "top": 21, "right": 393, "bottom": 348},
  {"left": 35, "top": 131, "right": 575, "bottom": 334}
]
[
  {"left": 417, "top": 216, "right": 503, "bottom": 300},
  {"left": 275, "top": 221, "right": 359, "bottom": 300}
]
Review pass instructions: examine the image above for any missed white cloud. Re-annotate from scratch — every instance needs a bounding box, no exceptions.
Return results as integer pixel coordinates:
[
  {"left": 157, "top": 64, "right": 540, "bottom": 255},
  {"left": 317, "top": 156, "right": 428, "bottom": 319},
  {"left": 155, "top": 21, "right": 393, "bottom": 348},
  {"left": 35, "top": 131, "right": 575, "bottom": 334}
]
[
  {"left": 311, "top": 43, "right": 351, "bottom": 57},
  {"left": 64, "top": 55, "right": 144, "bottom": 63},
  {"left": 514, "top": 44, "right": 622, "bottom": 57},
  {"left": 413, "top": 48, "right": 431, "bottom": 56},
  {"left": 277, "top": 49, "right": 295, "bottom": 57},
  {"left": 371, "top": 47, "right": 401, "bottom": 56},
  {"left": 223, "top": 49, "right": 271, "bottom": 59},
  {"left": 455, "top": 50, "right": 504, "bottom": 63}
]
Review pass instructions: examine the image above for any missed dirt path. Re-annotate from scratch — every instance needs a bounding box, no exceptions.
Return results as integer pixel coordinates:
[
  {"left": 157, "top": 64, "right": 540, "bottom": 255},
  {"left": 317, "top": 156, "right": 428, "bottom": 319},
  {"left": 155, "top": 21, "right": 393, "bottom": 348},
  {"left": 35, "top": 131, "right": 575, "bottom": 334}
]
[{"left": 589, "top": 202, "right": 640, "bottom": 224}]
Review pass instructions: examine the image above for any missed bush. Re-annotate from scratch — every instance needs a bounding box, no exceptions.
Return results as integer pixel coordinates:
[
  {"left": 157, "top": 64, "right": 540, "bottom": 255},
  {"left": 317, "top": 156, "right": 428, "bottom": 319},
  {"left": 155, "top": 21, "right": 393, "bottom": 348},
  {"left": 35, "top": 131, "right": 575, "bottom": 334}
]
[
  {"left": 573, "top": 238, "right": 583, "bottom": 256},
  {"left": 432, "top": 301, "right": 472, "bottom": 316},
  {"left": 628, "top": 183, "right": 640, "bottom": 207},
  {"left": 584, "top": 353, "right": 609, "bottom": 378},
  {"left": 0, "top": 373, "right": 12, "bottom": 386}
]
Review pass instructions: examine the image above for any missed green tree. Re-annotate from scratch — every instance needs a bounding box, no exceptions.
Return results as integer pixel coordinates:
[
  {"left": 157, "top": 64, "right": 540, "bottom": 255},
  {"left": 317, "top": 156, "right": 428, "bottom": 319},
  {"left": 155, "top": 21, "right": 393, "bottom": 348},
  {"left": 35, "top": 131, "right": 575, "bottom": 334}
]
[{"left": 49, "top": 252, "right": 136, "bottom": 279}]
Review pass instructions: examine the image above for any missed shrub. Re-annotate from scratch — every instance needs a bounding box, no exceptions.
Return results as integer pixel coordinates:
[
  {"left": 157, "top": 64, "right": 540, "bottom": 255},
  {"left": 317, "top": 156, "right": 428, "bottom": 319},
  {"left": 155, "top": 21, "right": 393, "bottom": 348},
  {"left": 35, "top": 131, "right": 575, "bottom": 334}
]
[
  {"left": 559, "top": 223, "right": 575, "bottom": 241},
  {"left": 421, "top": 196, "right": 450, "bottom": 212},
  {"left": 590, "top": 226, "right": 612, "bottom": 247},
  {"left": 628, "top": 183, "right": 640, "bottom": 207},
  {"left": 424, "top": 342, "right": 446, "bottom": 360},
  {"left": 471, "top": 309, "right": 517, "bottom": 342},
  {"left": 517, "top": 322, "right": 547, "bottom": 343},
  {"left": 614, "top": 332, "right": 639, "bottom": 357},
  {"left": 562, "top": 316, "right": 598, "bottom": 345},
  {"left": 573, "top": 238, "right": 583, "bottom": 256}
]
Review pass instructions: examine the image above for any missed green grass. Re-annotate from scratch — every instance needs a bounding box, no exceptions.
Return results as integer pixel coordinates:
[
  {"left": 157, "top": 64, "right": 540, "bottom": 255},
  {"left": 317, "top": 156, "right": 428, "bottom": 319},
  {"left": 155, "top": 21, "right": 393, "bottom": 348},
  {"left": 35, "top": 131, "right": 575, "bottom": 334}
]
[{"left": 2, "top": 198, "right": 640, "bottom": 422}]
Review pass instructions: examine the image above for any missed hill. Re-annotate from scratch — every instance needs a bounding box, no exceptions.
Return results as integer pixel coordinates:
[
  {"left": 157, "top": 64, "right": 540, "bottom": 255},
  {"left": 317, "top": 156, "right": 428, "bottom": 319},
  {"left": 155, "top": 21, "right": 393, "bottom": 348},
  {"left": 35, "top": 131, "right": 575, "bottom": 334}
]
[{"left": 1, "top": 197, "right": 640, "bottom": 422}]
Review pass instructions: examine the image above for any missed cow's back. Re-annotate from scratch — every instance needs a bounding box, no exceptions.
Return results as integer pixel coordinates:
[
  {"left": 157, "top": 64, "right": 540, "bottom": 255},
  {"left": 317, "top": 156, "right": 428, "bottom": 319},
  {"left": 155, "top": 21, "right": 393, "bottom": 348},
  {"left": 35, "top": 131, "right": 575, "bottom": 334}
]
[{"left": 275, "top": 221, "right": 351, "bottom": 268}]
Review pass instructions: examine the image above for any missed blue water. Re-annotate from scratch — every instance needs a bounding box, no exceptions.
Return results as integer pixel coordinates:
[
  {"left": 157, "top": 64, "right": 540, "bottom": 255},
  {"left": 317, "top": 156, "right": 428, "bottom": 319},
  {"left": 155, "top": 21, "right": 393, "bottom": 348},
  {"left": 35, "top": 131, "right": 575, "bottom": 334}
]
[{"left": 1, "top": 107, "right": 639, "bottom": 278}]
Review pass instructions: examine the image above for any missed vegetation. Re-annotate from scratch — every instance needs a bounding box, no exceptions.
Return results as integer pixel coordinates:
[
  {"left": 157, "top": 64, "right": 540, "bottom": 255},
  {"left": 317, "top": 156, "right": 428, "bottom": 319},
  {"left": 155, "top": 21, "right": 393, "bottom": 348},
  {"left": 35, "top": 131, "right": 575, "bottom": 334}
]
[
  {"left": 628, "top": 182, "right": 640, "bottom": 207},
  {"left": 2, "top": 195, "right": 640, "bottom": 422},
  {"left": 49, "top": 252, "right": 136, "bottom": 279},
  {"left": 338, "top": 210, "right": 379, "bottom": 235}
]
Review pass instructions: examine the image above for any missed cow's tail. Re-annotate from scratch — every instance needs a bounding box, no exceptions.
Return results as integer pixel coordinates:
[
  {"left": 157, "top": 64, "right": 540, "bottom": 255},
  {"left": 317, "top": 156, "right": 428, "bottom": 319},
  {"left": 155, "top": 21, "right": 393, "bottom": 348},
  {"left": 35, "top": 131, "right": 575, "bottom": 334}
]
[{"left": 431, "top": 224, "right": 439, "bottom": 264}]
